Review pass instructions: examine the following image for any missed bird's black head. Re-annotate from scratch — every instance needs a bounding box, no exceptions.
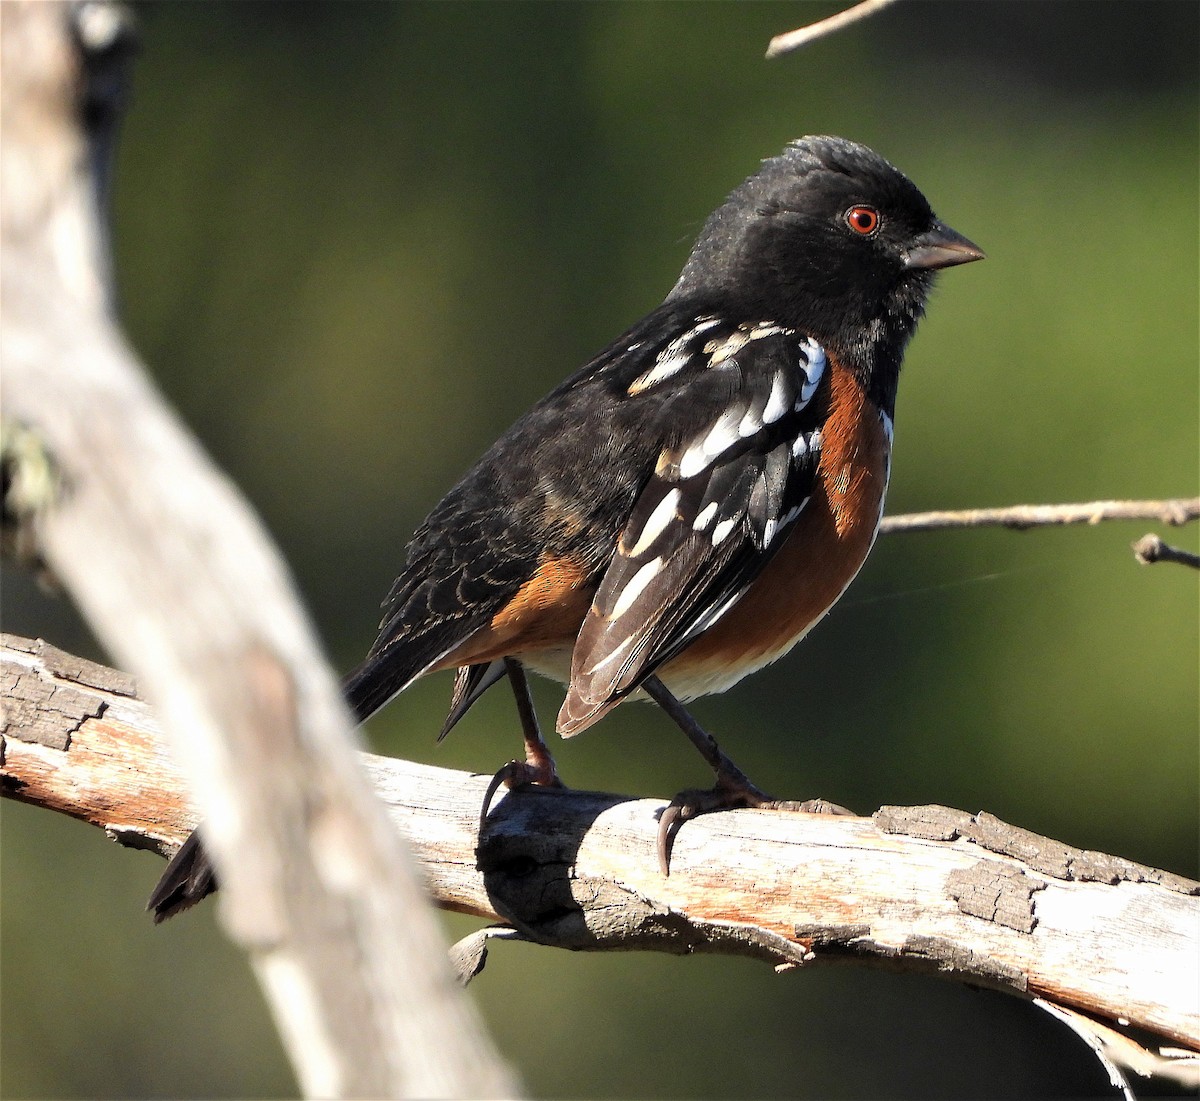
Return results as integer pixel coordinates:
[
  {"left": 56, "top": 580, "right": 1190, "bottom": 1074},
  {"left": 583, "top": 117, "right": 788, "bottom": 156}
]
[{"left": 668, "top": 136, "right": 983, "bottom": 413}]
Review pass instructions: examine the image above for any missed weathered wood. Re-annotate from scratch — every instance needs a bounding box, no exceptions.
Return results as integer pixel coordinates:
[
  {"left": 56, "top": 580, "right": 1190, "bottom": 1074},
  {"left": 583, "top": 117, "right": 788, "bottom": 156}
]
[
  {"left": 5, "top": 633, "right": 1197, "bottom": 1089},
  {"left": 2, "top": 633, "right": 193, "bottom": 849}
]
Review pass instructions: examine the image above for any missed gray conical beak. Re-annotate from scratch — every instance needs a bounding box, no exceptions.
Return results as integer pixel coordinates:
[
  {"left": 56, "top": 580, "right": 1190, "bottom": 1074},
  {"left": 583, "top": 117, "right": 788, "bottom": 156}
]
[{"left": 903, "top": 222, "right": 985, "bottom": 271}]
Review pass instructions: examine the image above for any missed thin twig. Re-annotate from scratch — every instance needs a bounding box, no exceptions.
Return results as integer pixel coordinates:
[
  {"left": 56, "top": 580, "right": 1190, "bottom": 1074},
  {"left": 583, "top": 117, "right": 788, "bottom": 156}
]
[
  {"left": 766, "top": 0, "right": 900, "bottom": 58},
  {"left": 880, "top": 497, "right": 1200, "bottom": 535},
  {"left": 1131, "top": 533, "right": 1200, "bottom": 570}
]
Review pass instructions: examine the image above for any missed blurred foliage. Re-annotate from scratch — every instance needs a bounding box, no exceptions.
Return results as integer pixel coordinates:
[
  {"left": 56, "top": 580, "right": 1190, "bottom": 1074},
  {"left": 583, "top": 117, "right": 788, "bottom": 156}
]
[{"left": 2, "top": 2, "right": 1196, "bottom": 1098}]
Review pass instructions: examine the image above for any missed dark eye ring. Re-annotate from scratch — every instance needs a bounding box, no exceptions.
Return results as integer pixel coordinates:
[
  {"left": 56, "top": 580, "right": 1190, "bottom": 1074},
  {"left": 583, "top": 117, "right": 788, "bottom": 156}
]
[{"left": 845, "top": 205, "right": 880, "bottom": 236}]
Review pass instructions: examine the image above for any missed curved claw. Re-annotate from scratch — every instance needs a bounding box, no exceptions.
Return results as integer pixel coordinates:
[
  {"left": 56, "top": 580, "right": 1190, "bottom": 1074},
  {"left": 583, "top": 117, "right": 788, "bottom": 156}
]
[
  {"left": 656, "top": 786, "right": 746, "bottom": 877},
  {"left": 479, "top": 764, "right": 514, "bottom": 832},
  {"left": 657, "top": 803, "right": 684, "bottom": 876},
  {"left": 478, "top": 758, "right": 566, "bottom": 832}
]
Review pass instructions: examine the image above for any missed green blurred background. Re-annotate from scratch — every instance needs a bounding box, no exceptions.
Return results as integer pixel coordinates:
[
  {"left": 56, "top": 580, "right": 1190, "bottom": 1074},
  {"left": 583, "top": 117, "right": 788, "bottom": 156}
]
[{"left": 3, "top": 2, "right": 1197, "bottom": 1097}]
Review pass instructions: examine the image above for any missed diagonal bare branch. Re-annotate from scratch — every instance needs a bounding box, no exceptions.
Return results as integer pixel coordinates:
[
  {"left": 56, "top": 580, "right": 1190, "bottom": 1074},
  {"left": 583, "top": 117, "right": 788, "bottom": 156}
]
[
  {"left": 0, "top": 5, "right": 517, "bottom": 1096},
  {"left": 766, "top": 0, "right": 901, "bottom": 59}
]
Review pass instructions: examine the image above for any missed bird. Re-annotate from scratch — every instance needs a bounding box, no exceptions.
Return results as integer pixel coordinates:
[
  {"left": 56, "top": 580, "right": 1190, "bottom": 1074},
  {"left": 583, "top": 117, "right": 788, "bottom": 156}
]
[{"left": 148, "top": 135, "right": 982, "bottom": 921}]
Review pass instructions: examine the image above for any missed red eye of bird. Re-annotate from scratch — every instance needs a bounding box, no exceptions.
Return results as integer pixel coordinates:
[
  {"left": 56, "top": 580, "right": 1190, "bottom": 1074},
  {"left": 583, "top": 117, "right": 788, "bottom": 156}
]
[{"left": 845, "top": 205, "right": 880, "bottom": 235}]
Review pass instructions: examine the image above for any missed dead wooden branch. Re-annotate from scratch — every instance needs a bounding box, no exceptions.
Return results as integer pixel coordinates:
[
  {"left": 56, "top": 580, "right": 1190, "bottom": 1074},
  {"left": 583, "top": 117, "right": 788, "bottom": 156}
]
[
  {"left": 0, "top": 4, "right": 516, "bottom": 1097},
  {"left": 4, "top": 633, "right": 1196, "bottom": 1090}
]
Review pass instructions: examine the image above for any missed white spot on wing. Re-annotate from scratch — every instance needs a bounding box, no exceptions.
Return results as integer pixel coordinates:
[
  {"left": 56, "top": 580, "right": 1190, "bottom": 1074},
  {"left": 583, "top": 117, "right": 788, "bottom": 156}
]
[
  {"left": 675, "top": 586, "right": 749, "bottom": 648},
  {"left": 702, "top": 406, "right": 745, "bottom": 455},
  {"left": 762, "top": 372, "right": 789, "bottom": 424},
  {"left": 610, "top": 556, "right": 664, "bottom": 619},
  {"left": 627, "top": 318, "right": 722, "bottom": 395},
  {"left": 705, "top": 330, "right": 749, "bottom": 365},
  {"left": 583, "top": 633, "right": 637, "bottom": 675},
  {"left": 693, "top": 501, "right": 719, "bottom": 531},
  {"left": 679, "top": 404, "right": 746, "bottom": 479},
  {"left": 738, "top": 397, "right": 765, "bottom": 438},
  {"left": 628, "top": 351, "right": 688, "bottom": 395},
  {"left": 626, "top": 488, "right": 681, "bottom": 557},
  {"left": 678, "top": 442, "right": 708, "bottom": 480},
  {"left": 780, "top": 498, "right": 809, "bottom": 527},
  {"left": 797, "top": 339, "right": 827, "bottom": 406},
  {"left": 711, "top": 518, "right": 737, "bottom": 545},
  {"left": 800, "top": 338, "right": 826, "bottom": 370}
]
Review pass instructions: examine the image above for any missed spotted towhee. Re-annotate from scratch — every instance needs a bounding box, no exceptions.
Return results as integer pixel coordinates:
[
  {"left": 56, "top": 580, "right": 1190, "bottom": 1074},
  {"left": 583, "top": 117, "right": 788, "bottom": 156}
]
[{"left": 150, "top": 135, "right": 982, "bottom": 919}]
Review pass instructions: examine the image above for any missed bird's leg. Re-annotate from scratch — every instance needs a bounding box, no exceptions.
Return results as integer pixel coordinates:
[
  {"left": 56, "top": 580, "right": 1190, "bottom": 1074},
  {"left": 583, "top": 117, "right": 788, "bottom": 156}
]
[
  {"left": 480, "top": 658, "right": 565, "bottom": 827},
  {"left": 642, "top": 675, "right": 853, "bottom": 875},
  {"left": 643, "top": 674, "right": 771, "bottom": 796},
  {"left": 505, "top": 658, "right": 563, "bottom": 786}
]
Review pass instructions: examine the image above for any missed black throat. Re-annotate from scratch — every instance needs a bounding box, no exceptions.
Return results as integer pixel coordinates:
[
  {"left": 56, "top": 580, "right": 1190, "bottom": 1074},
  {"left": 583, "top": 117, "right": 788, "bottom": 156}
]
[{"left": 837, "top": 273, "right": 931, "bottom": 421}]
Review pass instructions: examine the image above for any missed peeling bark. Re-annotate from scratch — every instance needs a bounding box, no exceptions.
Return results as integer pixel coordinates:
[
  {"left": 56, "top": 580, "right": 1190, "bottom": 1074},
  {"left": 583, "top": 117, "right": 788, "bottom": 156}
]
[{"left": 946, "top": 861, "right": 1044, "bottom": 933}]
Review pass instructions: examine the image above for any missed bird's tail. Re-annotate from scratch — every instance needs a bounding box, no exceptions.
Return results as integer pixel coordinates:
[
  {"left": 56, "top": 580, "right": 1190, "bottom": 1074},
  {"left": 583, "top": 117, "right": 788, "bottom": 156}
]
[
  {"left": 148, "top": 623, "right": 476, "bottom": 921},
  {"left": 341, "top": 628, "right": 461, "bottom": 724},
  {"left": 146, "top": 828, "right": 216, "bottom": 922},
  {"left": 145, "top": 648, "right": 411, "bottom": 923}
]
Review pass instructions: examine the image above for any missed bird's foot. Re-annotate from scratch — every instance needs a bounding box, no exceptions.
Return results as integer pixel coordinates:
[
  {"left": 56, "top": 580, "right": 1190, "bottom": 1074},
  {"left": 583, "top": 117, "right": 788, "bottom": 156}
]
[
  {"left": 656, "top": 772, "right": 771, "bottom": 876},
  {"left": 479, "top": 755, "right": 566, "bottom": 830},
  {"left": 657, "top": 779, "right": 854, "bottom": 875},
  {"left": 477, "top": 658, "right": 568, "bottom": 827}
]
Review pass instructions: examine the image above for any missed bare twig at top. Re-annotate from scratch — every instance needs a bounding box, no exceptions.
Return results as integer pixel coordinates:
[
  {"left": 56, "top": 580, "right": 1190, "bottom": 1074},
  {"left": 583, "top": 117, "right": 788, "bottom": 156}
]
[{"left": 766, "top": 0, "right": 901, "bottom": 59}]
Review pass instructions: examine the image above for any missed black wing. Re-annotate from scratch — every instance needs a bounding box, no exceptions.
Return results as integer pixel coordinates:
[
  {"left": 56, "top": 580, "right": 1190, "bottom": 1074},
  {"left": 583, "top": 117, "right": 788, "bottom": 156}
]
[{"left": 558, "top": 322, "right": 828, "bottom": 735}]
